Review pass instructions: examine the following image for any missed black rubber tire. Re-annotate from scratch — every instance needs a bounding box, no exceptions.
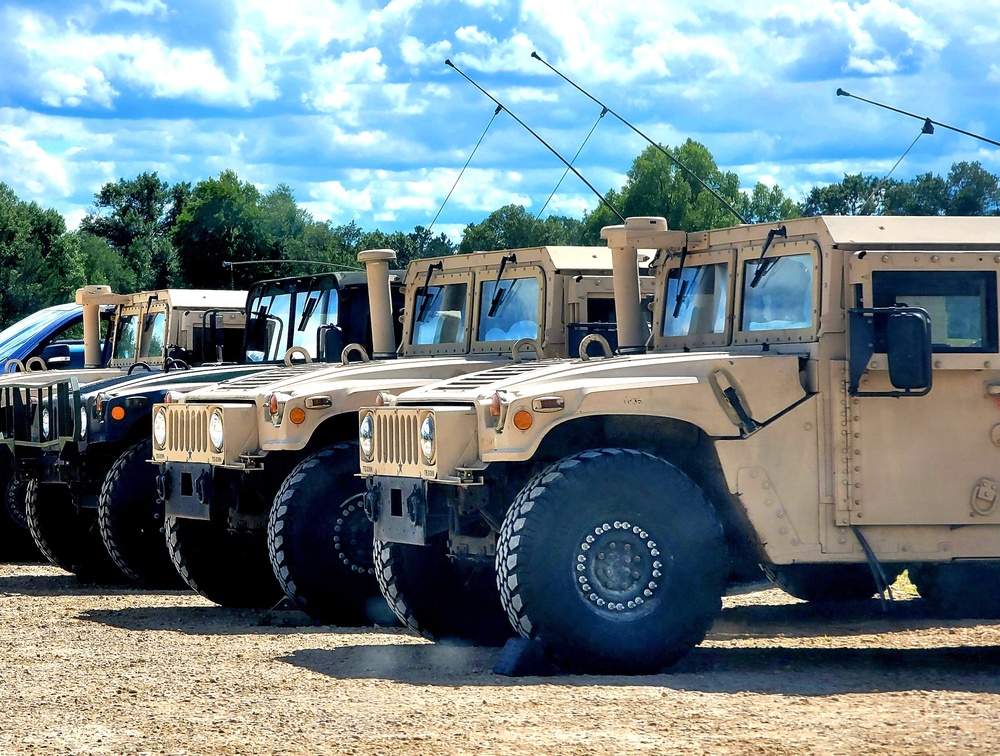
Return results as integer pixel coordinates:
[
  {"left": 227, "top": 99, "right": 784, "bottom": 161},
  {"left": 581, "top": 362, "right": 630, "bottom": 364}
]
[
  {"left": 765, "top": 563, "right": 902, "bottom": 602},
  {"left": 165, "top": 514, "right": 285, "bottom": 608},
  {"left": 98, "top": 440, "right": 185, "bottom": 588},
  {"left": 25, "top": 478, "right": 126, "bottom": 582},
  {"left": 0, "top": 469, "right": 42, "bottom": 560},
  {"left": 375, "top": 534, "right": 514, "bottom": 646},
  {"left": 268, "top": 443, "right": 390, "bottom": 626},
  {"left": 908, "top": 562, "right": 1000, "bottom": 618},
  {"left": 496, "top": 448, "right": 727, "bottom": 674}
]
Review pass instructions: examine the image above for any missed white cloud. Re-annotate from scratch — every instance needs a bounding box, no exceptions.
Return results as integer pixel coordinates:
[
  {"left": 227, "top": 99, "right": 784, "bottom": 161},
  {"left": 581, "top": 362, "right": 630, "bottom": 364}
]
[
  {"left": 303, "top": 48, "right": 387, "bottom": 115},
  {"left": 7, "top": 8, "right": 279, "bottom": 108},
  {"left": 400, "top": 35, "right": 452, "bottom": 67}
]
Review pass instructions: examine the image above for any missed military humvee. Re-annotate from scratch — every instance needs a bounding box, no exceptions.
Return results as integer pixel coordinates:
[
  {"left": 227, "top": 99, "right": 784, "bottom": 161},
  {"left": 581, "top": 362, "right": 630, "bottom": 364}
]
[
  {"left": 0, "top": 285, "right": 247, "bottom": 577},
  {"left": 360, "top": 214, "right": 1000, "bottom": 673},
  {"left": 153, "top": 246, "right": 651, "bottom": 619}
]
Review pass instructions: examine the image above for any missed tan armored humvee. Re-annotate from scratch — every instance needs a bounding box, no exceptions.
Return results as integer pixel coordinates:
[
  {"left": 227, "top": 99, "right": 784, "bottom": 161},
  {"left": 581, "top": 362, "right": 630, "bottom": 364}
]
[
  {"left": 150, "top": 246, "right": 654, "bottom": 620},
  {"left": 361, "top": 214, "right": 1000, "bottom": 672}
]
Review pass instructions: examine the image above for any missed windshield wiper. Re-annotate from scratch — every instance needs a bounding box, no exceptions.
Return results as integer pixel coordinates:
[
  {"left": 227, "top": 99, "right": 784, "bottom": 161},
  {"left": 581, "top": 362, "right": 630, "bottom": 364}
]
[
  {"left": 486, "top": 253, "right": 517, "bottom": 318},
  {"left": 670, "top": 246, "right": 690, "bottom": 319},
  {"left": 749, "top": 226, "right": 787, "bottom": 289},
  {"left": 297, "top": 283, "right": 320, "bottom": 332},
  {"left": 415, "top": 261, "right": 444, "bottom": 322}
]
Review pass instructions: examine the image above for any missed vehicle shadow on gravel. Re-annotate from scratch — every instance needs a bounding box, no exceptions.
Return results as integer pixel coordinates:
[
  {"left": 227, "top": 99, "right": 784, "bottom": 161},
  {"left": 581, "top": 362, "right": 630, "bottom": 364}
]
[
  {"left": 0, "top": 568, "right": 183, "bottom": 597},
  {"left": 712, "top": 596, "right": 995, "bottom": 638},
  {"left": 283, "top": 641, "right": 1000, "bottom": 694},
  {"left": 77, "top": 605, "right": 405, "bottom": 637}
]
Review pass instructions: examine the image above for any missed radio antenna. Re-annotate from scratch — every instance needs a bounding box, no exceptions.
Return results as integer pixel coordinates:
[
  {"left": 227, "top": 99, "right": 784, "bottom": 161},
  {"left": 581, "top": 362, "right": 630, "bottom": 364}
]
[
  {"left": 837, "top": 88, "right": 1000, "bottom": 149},
  {"left": 531, "top": 51, "right": 748, "bottom": 225},
  {"left": 445, "top": 59, "right": 625, "bottom": 223}
]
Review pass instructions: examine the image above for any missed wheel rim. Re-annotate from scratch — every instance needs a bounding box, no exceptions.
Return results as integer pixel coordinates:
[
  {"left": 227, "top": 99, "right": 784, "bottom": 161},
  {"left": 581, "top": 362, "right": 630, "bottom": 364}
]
[
  {"left": 333, "top": 494, "right": 375, "bottom": 576},
  {"left": 6, "top": 478, "right": 28, "bottom": 529},
  {"left": 575, "top": 520, "right": 663, "bottom": 614}
]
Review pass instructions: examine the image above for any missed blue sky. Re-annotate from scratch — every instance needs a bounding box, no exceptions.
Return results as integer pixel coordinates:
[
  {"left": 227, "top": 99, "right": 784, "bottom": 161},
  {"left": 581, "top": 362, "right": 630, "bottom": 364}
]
[{"left": 1, "top": 0, "right": 998, "bottom": 242}]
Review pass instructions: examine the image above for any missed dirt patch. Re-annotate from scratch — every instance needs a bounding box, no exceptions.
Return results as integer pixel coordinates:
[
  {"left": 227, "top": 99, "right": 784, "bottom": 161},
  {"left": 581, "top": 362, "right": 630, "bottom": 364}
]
[{"left": 1, "top": 563, "right": 999, "bottom": 754}]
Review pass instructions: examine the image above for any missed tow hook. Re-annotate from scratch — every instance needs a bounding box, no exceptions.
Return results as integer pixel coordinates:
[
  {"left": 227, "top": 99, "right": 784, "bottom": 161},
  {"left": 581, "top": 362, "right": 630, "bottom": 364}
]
[
  {"left": 155, "top": 468, "right": 171, "bottom": 501},
  {"left": 363, "top": 481, "right": 381, "bottom": 522}
]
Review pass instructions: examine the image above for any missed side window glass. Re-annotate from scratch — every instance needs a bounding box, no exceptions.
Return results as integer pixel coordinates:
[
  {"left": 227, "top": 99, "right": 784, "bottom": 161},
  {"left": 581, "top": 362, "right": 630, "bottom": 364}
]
[
  {"left": 741, "top": 254, "right": 814, "bottom": 331},
  {"left": 477, "top": 277, "right": 540, "bottom": 342},
  {"left": 664, "top": 263, "right": 728, "bottom": 337},
  {"left": 872, "top": 270, "right": 997, "bottom": 353},
  {"left": 139, "top": 312, "right": 166, "bottom": 358},
  {"left": 411, "top": 283, "right": 468, "bottom": 345},
  {"left": 113, "top": 314, "right": 139, "bottom": 360}
]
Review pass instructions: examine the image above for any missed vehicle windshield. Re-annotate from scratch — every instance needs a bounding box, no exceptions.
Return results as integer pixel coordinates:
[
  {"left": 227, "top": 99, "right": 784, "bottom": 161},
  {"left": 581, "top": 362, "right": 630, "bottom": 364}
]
[
  {"left": 477, "top": 277, "right": 540, "bottom": 342},
  {"left": 139, "top": 311, "right": 167, "bottom": 358},
  {"left": 663, "top": 263, "right": 728, "bottom": 337},
  {"left": 112, "top": 313, "right": 140, "bottom": 360},
  {"left": 244, "top": 285, "right": 339, "bottom": 362},
  {"left": 741, "top": 254, "right": 814, "bottom": 332},
  {"left": 411, "top": 283, "right": 468, "bottom": 345},
  {"left": 0, "top": 307, "right": 77, "bottom": 361}
]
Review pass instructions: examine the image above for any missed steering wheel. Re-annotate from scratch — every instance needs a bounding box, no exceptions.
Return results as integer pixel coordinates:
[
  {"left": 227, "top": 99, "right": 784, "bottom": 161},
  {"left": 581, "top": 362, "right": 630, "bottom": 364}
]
[
  {"left": 165, "top": 357, "right": 190, "bottom": 372},
  {"left": 283, "top": 346, "right": 313, "bottom": 367},
  {"left": 340, "top": 343, "right": 371, "bottom": 364},
  {"left": 24, "top": 357, "right": 48, "bottom": 372},
  {"left": 128, "top": 361, "right": 152, "bottom": 375}
]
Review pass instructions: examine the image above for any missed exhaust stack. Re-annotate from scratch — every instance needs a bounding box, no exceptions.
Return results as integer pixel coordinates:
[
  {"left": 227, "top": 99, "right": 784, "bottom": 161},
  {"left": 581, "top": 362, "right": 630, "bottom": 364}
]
[
  {"left": 75, "top": 285, "right": 128, "bottom": 368},
  {"left": 358, "top": 249, "right": 398, "bottom": 360},
  {"left": 601, "top": 217, "right": 685, "bottom": 355}
]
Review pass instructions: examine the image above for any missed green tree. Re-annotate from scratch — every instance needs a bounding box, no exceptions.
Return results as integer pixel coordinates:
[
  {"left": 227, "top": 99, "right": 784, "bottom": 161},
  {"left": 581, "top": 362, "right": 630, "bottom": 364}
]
[
  {"left": 0, "top": 184, "right": 86, "bottom": 325},
  {"left": 882, "top": 173, "right": 948, "bottom": 215},
  {"left": 80, "top": 172, "right": 188, "bottom": 288},
  {"left": 799, "top": 173, "right": 882, "bottom": 216},
  {"left": 171, "top": 170, "right": 276, "bottom": 289},
  {"left": 946, "top": 161, "right": 1000, "bottom": 215},
  {"left": 736, "top": 183, "right": 803, "bottom": 224}
]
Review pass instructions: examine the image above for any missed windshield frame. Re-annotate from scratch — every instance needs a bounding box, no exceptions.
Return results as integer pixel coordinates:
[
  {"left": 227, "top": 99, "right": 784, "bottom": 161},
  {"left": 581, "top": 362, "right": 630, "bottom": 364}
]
[
  {"left": 470, "top": 264, "right": 546, "bottom": 355},
  {"left": 653, "top": 249, "right": 735, "bottom": 351},
  {"left": 401, "top": 269, "right": 474, "bottom": 357},
  {"left": 242, "top": 274, "right": 343, "bottom": 363},
  {"left": 733, "top": 240, "right": 821, "bottom": 346}
]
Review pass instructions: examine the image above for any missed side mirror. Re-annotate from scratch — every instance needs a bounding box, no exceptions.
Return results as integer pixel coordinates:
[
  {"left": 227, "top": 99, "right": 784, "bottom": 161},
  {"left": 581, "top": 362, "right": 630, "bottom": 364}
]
[
  {"left": 886, "top": 310, "right": 932, "bottom": 392},
  {"left": 320, "top": 325, "right": 345, "bottom": 362},
  {"left": 40, "top": 343, "right": 72, "bottom": 369}
]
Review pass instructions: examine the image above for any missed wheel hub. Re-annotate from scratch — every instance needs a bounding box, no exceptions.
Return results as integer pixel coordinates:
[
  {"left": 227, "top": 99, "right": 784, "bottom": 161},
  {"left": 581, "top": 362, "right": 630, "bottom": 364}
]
[
  {"left": 334, "top": 495, "right": 375, "bottom": 575},
  {"left": 575, "top": 520, "right": 663, "bottom": 613},
  {"left": 5, "top": 478, "right": 28, "bottom": 530}
]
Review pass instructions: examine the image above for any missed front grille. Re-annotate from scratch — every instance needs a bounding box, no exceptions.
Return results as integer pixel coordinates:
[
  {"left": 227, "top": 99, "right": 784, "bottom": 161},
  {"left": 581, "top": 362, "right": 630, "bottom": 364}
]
[
  {"left": 164, "top": 404, "right": 210, "bottom": 455},
  {"left": 1, "top": 378, "right": 80, "bottom": 444},
  {"left": 374, "top": 410, "right": 421, "bottom": 466}
]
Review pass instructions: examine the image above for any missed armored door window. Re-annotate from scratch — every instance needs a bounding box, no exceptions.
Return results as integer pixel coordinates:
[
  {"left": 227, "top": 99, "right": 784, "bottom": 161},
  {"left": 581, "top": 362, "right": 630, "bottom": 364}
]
[
  {"left": 411, "top": 283, "right": 469, "bottom": 345},
  {"left": 663, "top": 263, "right": 729, "bottom": 337},
  {"left": 741, "top": 254, "right": 814, "bottom": 332},
  {"left": 477, "top": 277, "right": 540, "bottom": 342},
  {"left": 112, "top": 313, "right": 139, "bottom": 360},
  {"left": 139, "top": 311, "right": 166, "bottom": 358},
  {"left": 872, "top": 270, "right": 997, "bottom": 353}
]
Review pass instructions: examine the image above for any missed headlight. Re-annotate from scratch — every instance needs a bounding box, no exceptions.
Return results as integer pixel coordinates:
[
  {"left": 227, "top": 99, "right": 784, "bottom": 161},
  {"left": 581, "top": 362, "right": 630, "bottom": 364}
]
[
  {"left": 152, "top": 408, "right": 167, "bottom": 449},
  {"left": 209, "top": 409, "right": 224, "bottom": 452},
  {"left": 79, "top": 405, "right": 88, "bottom": 439},
  {"left": 420, "top": 415, "right": 435, "bottom": 463},
  {"left": 359, "top": 413, "right": 374, "bottom": 460},
  {"left": 41, "top": 406, "right": 50, "bottom": 439}
]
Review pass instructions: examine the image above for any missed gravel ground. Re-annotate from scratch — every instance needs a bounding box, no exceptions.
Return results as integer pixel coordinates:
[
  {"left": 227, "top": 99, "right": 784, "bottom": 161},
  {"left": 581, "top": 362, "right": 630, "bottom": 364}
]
[{"left": 2, "top": 562, "right": 1000, "bottom": 754}]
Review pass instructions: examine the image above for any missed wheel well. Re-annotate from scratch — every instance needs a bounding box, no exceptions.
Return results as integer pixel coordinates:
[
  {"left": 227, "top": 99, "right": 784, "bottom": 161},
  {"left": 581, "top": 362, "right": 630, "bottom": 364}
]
[
  {"left": 302, "top": 412, "right": 358, "bottom": 453},
  {"left": 531, "top": 414, "right": 764, "bottom": 579}
]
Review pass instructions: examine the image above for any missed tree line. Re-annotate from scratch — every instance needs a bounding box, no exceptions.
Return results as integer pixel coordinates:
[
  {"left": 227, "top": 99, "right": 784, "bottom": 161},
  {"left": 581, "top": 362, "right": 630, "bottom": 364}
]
[{"left": 2, "top": 139, "right": 998, "bottom": 326}]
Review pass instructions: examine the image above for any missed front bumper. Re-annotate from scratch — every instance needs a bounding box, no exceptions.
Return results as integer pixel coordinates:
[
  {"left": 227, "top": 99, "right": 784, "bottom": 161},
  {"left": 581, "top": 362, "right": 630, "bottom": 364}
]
[
  {"left": 364, "top": 475, "right": 449, "bottom": 546},
  {"left": 157, "top": 462, "right": 215, "bottom": 520}
]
